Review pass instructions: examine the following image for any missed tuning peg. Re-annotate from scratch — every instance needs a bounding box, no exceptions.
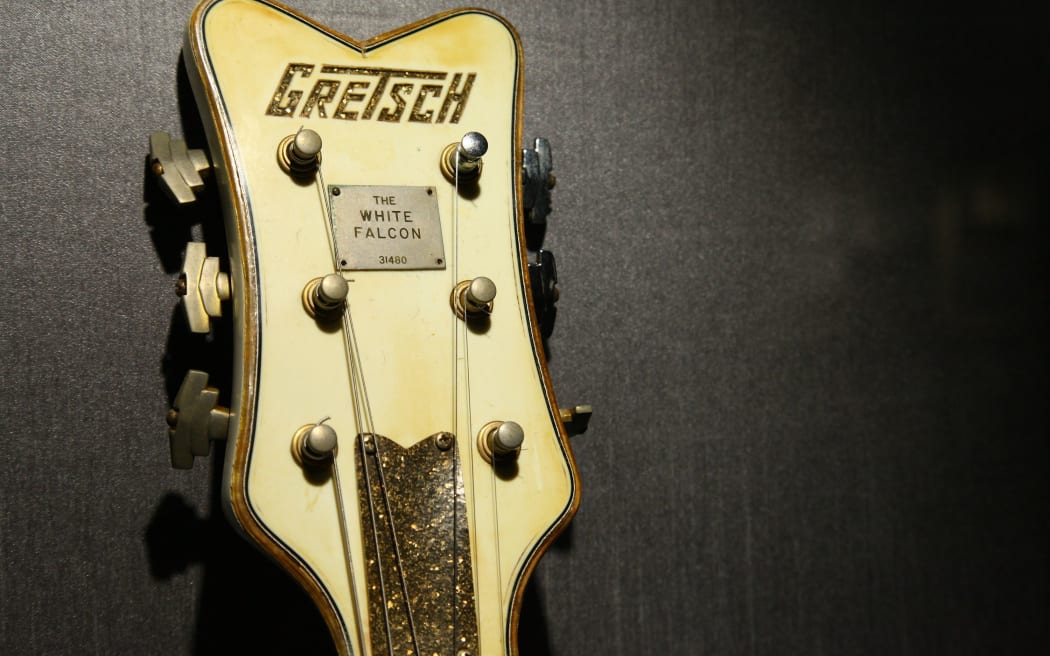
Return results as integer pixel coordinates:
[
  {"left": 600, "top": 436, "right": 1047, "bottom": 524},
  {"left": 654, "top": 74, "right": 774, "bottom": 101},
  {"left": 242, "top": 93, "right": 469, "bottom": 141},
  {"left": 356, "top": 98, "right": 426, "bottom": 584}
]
[
  {"left": 477, "top": 420, "right": 524, "bottom": 464},
  {"left": 528, "top": 249, "right": 558, "bottom": 338},
  {"left": 559, "top": 405, "right": 593, "bottom": 436},
  {"left": 167, "top": 370, "right": 230, "bottom": 469},
  {"left": 148, "top": 131, "right": 211, "bottom": 205},
  {"left": 522, "top": 137, "right": 554, "bottom": 226},
  {"left": 177, "top": 242, "right": 230, "bottom": 334},
  {"left": 440, "top": 131, "right": 488, "bottom": 183}
]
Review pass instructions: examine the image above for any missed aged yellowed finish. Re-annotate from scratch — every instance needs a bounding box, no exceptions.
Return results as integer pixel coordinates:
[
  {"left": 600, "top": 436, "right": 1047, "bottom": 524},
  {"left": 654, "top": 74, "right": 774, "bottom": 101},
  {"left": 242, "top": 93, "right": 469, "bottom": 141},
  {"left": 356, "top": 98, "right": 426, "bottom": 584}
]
[{"left": 183, "top": 1, "right": 579, "bottom": 654}]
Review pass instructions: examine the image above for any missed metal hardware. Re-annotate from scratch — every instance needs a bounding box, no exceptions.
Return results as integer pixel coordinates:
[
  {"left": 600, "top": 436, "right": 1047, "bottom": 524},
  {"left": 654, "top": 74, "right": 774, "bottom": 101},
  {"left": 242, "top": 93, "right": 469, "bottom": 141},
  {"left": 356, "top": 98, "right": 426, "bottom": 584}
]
[
  {"left": 477, "top": 420, "right": 524, "bottom": 463},
  {"left": 301, "top": 273, "right": 348, "bottom": 319},
  {"left": 451, "top": 277, "right": 496, "bottom": 320},
  {"left": 440, "top": 131, "right": 487, "bottom": 182},
  {"left": 329, "top": 185, "right": 446, "bottom": 270},
  {"left": 277, "top": 128, "right": 322, "bottom": 178},
  {"left": 528, "top": 249, "right": 559, "bottom": 339},
  {"left": 433, "top": 432, "right": 455, "bottom": 451},
  {"left": 148, "top": 131, "right": 210, "bottom": 205},
  {"left": 167, "top": 370, "right": 230, "bottom": 469},
  {"left": 178, "top": 242, "right": 230, "bottom": 334},
  {"left": 522, "top": 137, "right": 554, "bottom": 226},
  {"left": 292, "top": 422, "right": 338, "bottom": 465},
  {"left": 559, "top": 405, "right": 593, "bottom": 436}
]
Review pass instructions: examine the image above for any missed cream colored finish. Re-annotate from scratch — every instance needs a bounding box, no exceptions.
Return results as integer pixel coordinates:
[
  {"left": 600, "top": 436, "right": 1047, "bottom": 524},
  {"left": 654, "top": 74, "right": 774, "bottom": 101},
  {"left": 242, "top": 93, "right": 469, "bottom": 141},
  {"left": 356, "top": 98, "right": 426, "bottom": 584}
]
[{"left": 185, "top": 1, "right": 577, "bottom": 654}]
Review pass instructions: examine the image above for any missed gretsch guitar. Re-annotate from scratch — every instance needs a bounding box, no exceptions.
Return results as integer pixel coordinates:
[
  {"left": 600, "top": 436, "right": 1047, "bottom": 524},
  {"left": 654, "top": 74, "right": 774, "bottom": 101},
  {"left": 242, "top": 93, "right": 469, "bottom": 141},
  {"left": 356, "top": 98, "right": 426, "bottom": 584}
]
[{"left": 149, "top": 1, "right": 589, "bottom": 654}]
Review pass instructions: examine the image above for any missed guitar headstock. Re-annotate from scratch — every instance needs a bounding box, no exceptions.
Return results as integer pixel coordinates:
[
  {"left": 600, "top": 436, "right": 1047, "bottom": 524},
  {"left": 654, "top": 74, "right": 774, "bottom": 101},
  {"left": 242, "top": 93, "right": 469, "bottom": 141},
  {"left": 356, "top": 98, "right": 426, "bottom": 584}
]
[{"left": 151, "top": 1, "right": 586, "bottom": 654}]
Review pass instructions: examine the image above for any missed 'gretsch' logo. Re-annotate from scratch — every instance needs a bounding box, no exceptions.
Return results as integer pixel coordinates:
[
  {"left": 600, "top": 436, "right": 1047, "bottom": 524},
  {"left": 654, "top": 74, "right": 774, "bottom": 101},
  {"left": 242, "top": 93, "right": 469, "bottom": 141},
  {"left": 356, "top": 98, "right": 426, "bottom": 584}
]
[{"left": 265, "top": 63, "right": 475, "bottom": 123}]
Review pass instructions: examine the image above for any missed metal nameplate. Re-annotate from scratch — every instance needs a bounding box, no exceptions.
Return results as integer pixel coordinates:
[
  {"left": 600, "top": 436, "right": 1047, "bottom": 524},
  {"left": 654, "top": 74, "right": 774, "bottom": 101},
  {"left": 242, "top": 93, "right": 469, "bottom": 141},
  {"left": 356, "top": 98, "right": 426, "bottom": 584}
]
[{"left": 330, "top": 185, "right": 445, "bottom": 270}]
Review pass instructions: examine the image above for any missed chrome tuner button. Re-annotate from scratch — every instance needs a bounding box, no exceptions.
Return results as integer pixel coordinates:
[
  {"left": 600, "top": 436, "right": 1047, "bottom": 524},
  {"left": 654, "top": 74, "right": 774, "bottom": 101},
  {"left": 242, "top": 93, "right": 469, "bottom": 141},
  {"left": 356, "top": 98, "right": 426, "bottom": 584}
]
[
  {"left": 440, "top": 131, "right": 488, "bottom": 183},
  {"left": 492, "top": 421, "right": 524, "bottom": 454},
  {"left": 477, "top": 420, "right": 524, "bottom": 463},
  {"left": 459, "top": 131, "right": 488, "bottom": 162},
  {"left": 293, "top": 422, "right": 338, "bottom": 465},
  {"left": 522, "top": 137, "right": 554, "bottom": 226},
  {"left": 278, "top": 128, "right": 322, "bottom": 178},
  {"left": 304, "top": 424, "right": 337, "bottom": 460},
  {"left": 528, "top": 249, "right": 558, "bottom": 339},
  {"left": 451, "top": 276, "right": 496, "bottom": 320},
  {"left": 467, "top": 276, "right": 496, "bottom": 308},
  {"left": 302, "top": 273, "right": 348, "bottom": 319}
]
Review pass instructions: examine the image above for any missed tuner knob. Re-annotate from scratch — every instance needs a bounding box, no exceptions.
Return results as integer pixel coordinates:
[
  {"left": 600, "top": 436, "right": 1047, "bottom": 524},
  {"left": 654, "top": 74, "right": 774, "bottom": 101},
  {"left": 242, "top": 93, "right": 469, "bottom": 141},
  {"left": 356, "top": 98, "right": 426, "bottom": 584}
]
[
  {"left": 451, "top": 276, "right": 496, "bottom": 319},
  {"left": 440, "top": 131, "right": 488, "bottom": 182},
  {"left": 167, "top": 370, "right": 230, "bottom": 469},
  {"left": 302, "top": 273, "right": 348, "bottom": 319},
  {"left": 559, "top": 405, "right": 593, "bottom": 436},
  {"left": 522, "top": 137, "right": 554, "bottom": 226},
  {"left": 277, "top": 128, "right": 322, "bottom": 178},
  {"left": 477, "top": 420, "right": 524, "bottom": 463},
  {"left": 527, "top": 249, "right": 558, "bottom": 338},
  {"left": 178, "top": 242, "right": 230, "bottom": 334},
  {"left": 148, "top": 131, "right": 210, "bottom": 205},
  {"left": 292, "top": 422, "right": 338, "bottom": 465}
]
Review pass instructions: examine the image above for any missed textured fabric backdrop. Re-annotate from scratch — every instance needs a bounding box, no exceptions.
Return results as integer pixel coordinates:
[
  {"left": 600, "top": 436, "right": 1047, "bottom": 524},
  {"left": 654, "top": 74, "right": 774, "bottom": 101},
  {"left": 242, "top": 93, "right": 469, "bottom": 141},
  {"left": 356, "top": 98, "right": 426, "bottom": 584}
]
[{"left": 1, "top": 1, "right": 1046, "bottom": 654}]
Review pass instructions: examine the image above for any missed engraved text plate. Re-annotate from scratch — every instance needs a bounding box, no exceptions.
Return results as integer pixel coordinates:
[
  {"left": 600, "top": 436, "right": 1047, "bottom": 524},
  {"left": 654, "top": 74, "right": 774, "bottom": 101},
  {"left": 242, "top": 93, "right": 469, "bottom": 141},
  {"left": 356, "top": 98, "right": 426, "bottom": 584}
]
[{"left": 331, "top": 185, "right": 445, "bottom": 270}]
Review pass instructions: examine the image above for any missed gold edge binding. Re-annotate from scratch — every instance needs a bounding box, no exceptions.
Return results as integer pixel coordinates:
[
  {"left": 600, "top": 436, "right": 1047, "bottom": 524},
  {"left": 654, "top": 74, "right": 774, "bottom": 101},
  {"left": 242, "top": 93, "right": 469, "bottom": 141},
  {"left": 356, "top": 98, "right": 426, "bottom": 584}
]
[{"left": 502, "top": 17, "right": 582, "bottom": 656}]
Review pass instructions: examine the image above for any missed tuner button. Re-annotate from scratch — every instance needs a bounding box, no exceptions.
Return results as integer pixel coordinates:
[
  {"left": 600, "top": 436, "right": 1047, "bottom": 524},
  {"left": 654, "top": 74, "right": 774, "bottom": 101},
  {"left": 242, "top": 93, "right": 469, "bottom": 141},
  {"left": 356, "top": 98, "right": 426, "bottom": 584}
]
[
  {"left": 278, "top": 128, "right": 322, "bottom": 178},
  {"left": 149, "top": 131, "right": 211, "bottom": 205},
  {"left": 466, "top": 276, "right": 496, "bottom": 307},
  {"left": 179, "top": 242, "right": 230, "bottom": 334},
  {"left": 528, "top": 249, "right": 558, "bottom": 339},
  {"left": 440, "top": 131, "right": 488, "bottom": 183},
  {"left": 451, "top": 276, "right": 496, "bottom": 319},
  {"left": 559, "top": 405, "right": 593, "bottom": 436},
  {"left": 293, "top": 422, "right": 338, "bottom": 465},
  {"left": 168, "top": 370, "right": 230, "bottom": 470},
  {"left": 492, "top": 421, "right": 524, "bottom": 454},
  {"left": 477, "top": 420, "right": 524, "bottom": 463},
  {"left": 292, "top": 129, "right": 322, "bottom": 161},
  {"left": 459, "top": 132, "right": 488, "bottom": 162},
  {"left": 304, "top": 424, "right": 337, "bottom": 460},
  {"left": 316, "top": 273, "right": 348, "bottom": 309},
  {"left": 522, "top": 137, "right": 554, "bottom": 226},
  {"left": 302, "top": 273, "right": 348, "bottom": 319}
]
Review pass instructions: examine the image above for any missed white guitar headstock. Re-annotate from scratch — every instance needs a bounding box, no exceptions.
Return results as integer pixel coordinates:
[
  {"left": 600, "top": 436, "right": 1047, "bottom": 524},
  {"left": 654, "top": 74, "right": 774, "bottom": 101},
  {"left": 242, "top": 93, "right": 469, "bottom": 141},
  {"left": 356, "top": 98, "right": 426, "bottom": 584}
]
[{"left": 151, "top": 1, "right": 586, "bottom": 654}]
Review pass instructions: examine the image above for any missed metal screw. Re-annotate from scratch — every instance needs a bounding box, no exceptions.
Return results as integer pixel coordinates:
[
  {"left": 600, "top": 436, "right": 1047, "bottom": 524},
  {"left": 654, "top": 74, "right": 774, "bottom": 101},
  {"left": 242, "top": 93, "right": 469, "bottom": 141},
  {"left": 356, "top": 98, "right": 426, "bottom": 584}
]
[
  {"left": 434, "top": 432, "right": 454, "bottom": 451},
  {"left": 331, "top": 187, "right": 341, "bottom": 196}
]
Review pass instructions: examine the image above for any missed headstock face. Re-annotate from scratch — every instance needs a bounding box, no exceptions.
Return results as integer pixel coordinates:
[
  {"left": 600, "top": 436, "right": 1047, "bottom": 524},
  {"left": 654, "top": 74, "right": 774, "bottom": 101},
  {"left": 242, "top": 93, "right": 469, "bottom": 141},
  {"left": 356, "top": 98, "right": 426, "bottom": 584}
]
[{"left": 176, "top": 1, "right": 579, "bottom": 653}]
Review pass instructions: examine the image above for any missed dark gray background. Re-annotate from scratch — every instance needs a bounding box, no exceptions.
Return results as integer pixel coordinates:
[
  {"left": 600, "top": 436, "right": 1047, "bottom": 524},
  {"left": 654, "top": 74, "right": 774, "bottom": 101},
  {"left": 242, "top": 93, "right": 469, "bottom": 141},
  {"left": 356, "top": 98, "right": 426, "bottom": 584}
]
[{"left": 1, "top": 0, "right": 1046, "bottom": 654}]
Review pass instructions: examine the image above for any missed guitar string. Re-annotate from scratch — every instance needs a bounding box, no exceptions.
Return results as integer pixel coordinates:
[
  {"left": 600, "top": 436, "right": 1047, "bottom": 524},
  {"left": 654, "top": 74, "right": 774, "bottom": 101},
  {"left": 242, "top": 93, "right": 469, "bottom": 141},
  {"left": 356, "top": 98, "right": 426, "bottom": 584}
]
[
  {"left": 317, "top": 162, "right": 421, "bottom": 656},
  {"left": 451, "top": 159, "right": 461, "bottom": 654},
  {"left": 314, "top": 164, "right": 372, "bottom": 655},
  {"left": 453, "top": 157, "right": 488, "bottom": 653}
]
